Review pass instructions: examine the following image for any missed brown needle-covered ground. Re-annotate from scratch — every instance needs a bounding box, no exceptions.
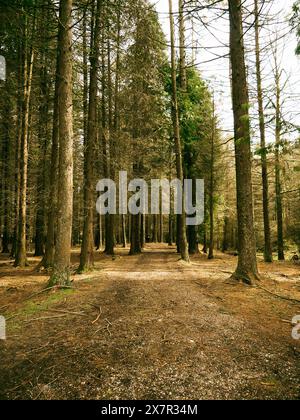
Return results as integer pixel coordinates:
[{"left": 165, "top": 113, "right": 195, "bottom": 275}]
[{"left": 0, "top": 244, "right": 299, "bottom": 400}]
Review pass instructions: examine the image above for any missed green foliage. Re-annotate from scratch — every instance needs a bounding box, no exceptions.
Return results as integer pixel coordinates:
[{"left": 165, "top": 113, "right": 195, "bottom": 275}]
[
  {"left": 120, "top": 0, "right": 171, "bottom": 176},
  {"left": 7, "top": 288, "right": 75, "bottom": 327},
  {"left": 178, "top": 68, "right": 215, "bottom": 178}
]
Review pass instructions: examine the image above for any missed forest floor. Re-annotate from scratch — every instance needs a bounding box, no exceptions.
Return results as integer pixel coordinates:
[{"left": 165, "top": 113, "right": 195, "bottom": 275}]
[{"left": 0, "top": 244, "right": 300, "bottom": 400}]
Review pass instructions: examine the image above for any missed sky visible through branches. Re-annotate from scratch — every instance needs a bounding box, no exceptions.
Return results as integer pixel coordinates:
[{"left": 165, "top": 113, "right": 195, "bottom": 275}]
[{"left": 155, "top": 0, "right": 300, "bottom": 143}]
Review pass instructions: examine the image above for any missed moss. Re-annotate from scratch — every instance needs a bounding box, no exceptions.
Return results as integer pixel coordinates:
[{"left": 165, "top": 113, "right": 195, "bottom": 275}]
[{"left": 7, "top": 288, "right": 75, "bottom": 326}]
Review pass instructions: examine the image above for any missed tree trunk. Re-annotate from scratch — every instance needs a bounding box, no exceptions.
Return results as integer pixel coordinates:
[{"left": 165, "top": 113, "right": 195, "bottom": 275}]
[
  {"left": 222, "top": 216, "right": 230, "bottom": 253},
  {"left": 101, "top": 23, "right": 115, "bottom": 256},
  {"left": 159, "top": 211, "right": 163, "bottom": 243},
  {"left": 11, "top": 41, "right": 23, "bottom": 258},
  {"left": 15, "top": 9, "right": 36, "bottom": 267},
  {"left": 169, "top": 0, "right": 189, "bottom": 263},
  {"left": 79, "top": 0, "right": 102, "bottom": 272},
  {"left": 254, "top": 0, "right": 273, "bottom": 263},
  {"left": 130, "top": 214, "right": 142, "bottom": 255},
  {"left": 168, "top": 214, "right": 173, "bottom": 246},
  {"left": 122, "top": 215, "right": 127, "bottom": 248},
  {"left": 41, "top": 56, "right": 59, "bottom": 269},
  {"left": 105, "top": 26, "right": 115, "bottom": 256},
  {"left": 208, "top": 98, "right": 215, "bottom": 260},
  {"left": 152, "top": 214, "right": 158, "bottom": 243},
  {"left": 229, "top": 0, "right": 259, "bottom": 284},
  {"left": 1, "top": 91, "right": 11, "bottom": 254},
  {"left": 35, "top": 24, "right": 50, "bottom": 257},
  {"left": 179, "top": 0, "right": 187, "bottom": 92},
  {"left": 274, "top": 53, "right": 285, "bottom": 261},
  {"left": 141, "top": 214, "right": 145, "bottom": 248},
  {"left": 48, "top": 0, "right": 74, "bottom": 286}
]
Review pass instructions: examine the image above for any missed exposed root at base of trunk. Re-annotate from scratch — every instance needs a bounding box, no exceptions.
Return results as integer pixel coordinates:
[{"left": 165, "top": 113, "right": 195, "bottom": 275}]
[{"left": 227, "top": 271, "right": 260, "bottom": 286}]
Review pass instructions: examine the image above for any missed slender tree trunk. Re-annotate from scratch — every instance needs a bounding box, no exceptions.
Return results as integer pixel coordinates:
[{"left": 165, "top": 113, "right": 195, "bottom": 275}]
[
  {"left": 159, "top": 211, "right": 163, "bottom": 243},
  {"left": 105, "top": 26, "right": 115, "bottom": 256},
  {"left": 115, "top": 6, "right": 125, "bottom": 250},
  {"left": 122, "top": 215, "right": 127, "bottom": 248},
  {"left": 41, "top": 57, "right": 59, "bottom": 269},
  {"left": 179, "top": 0, "right": 187, "bottom": 92},
  {"left": 15, "top": 9, "right": 36, "bottom": 267},
  {"left": 168, "top": 214, "right": 173, "bottom": 246},
  {"left": 141, "top": 214, "right": 145, "bottom": 248},
  {"left": 101, "top": 23, "right": 115, "bottom": 256},
  {"left": 208, "top": 99, "right": 215, "bottom": 260},
  {"left": 222, "top": 215, "right": 230, "bottom": 253},
  {"left": 79, "top": 0, "right": 102, "bottom": 272},
  {"left": 229, "top": 0, "right": 259, "bottom": 284},
  {"left": 1, "top": 92, "right": 11, "bottom": 254},
  {"left": 168, "top": 162, "right": 173, "bottom": 246},
  {"left": 130, "top": 214, "right": 142, "bottom": 255},
  {"left": 274, "top": 55, "right": 285, "bottom": 261},
  {"left": 35, "top": 22, "right": 50, "bottom": 257},
  {"left": 169, "top": 0, "right": 189, "bottom": 262},
  {"left": 49, "top": 0, "right": 74, "bottom": 286},
  {"left": 187, "top": 177, "right": 199, "bottom": 254},
  {"left": 152, "top": 215, "right": 158, "bottom": 243},
  {"left": 202, "top": 196, "right": 208, "bottom": 254},
  {"left": 254, "top": 0, "right": 273, "bottom": 263},
  {"left": 11, "top": 40, "right": 23, "bottom": 258},
  {"left": 82, "top": 11, "right": 88, "bottom": 148}
]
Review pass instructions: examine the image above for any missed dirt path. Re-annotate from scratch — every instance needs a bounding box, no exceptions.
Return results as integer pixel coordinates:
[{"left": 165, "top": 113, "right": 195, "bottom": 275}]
[{"left": 0, "top": 245, "right": 299, "bottom": 400}]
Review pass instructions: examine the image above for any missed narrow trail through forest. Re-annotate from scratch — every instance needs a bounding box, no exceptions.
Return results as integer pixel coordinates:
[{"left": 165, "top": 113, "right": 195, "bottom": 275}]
[{"left": 0, "top": 244, "right": 299, "bottom": 400}]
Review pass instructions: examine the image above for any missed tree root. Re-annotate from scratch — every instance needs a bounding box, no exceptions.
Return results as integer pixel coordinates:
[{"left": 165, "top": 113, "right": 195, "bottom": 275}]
[
  {"left": 227, "top": 271, "right": 260, "bottom": 286},
  {"left": 257, "top": 285, "right": 300, "bottom": 305}
]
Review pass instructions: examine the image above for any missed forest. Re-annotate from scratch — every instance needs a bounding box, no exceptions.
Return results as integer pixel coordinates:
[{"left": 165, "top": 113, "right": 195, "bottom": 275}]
[{"left": 0, "top": 0, "right": 300, "bottom": 402}]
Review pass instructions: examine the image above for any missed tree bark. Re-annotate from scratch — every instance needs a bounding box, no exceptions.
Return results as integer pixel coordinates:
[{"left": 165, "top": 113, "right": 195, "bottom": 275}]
[
  {"left": 130, "top": 214, "right": 142, "bottom": 255},
  {"left": 208, "top": 99, "right": 215, "bottom": 260},
  {"left": 15, "top": 8, "right": 36, "bottom": 267},
  {"left": 274, "top": 53, "right": 285, "bottom": 261},
  {"left": 254, "top": 0, "right": 273, "bottom": 263},
  {"left": 41, "top": 54, "right": 59, "bottom": 269},
  {"left": 35, "top": 16, "right": 50, "bottom": 257},
  {"left": 105, "top": 24, "right": 115, "bottom": 256},
  {"left": 48, "top": 0, "right": 74, "bottom": 286},
  {"left": 1, "top": 89, "right": 11, "bottom": 254},
  {"left": 79, "top": 0, "right": 102, "bottom": 272},
  {"left": 169, "top": 0, "right": 189, "bottom": 263},
  {"left": 229, "top": 0, "right": 259, "bottom": 284},
  {"left": 179, "top": 0, "right": 187, "bottom": 92},
  {"left": 11, "top": 39, "right": 23, "bottom": 258}
]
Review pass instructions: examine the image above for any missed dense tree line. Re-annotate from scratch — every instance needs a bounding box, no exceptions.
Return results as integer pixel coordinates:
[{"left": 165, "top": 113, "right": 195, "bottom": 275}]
[{"left": 0, "top": 0, "right": 299, "bottom": 287}]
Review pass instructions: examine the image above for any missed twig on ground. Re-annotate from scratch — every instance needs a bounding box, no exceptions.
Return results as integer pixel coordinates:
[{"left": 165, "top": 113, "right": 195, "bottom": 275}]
[
  {"left": 105, "top": 318, "right": 112, "bottom": 336},
  {"left": 45, "top": 308, "right": 88, "bottom": 317},
  {"left": 23, "top": 314, "right": 68, "bottom": 322},
  {"left": 91, "top": 305, "right": 102, "bottom": 324},
  {"left": 24, "top": 285, "right": 74, "bottom": 302},
  {"left": 94, "top": 318, "right": 112, "bottom": 336}
]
